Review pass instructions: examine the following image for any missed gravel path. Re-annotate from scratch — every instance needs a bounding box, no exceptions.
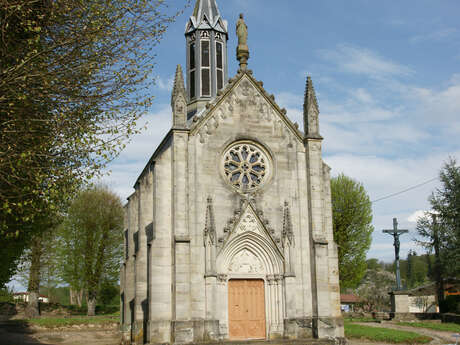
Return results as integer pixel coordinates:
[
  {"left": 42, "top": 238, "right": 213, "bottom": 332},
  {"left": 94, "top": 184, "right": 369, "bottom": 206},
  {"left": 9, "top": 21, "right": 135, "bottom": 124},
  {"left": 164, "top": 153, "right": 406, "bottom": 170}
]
[
  {"left": 355, "top": 322, "right": 459, "bottom": 344},
  {"left": 0, "top": 322, "right": 119, "bottom": 345}
]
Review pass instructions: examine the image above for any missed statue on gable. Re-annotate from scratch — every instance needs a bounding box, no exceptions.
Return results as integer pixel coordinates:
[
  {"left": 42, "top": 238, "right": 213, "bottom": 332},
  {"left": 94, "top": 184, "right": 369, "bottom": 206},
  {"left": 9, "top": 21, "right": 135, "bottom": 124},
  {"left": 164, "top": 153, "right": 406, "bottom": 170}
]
[
  {"left": 236, "top": 13, "right": 249, "bottom": 70},
  {"left": 236, "top": 14, "right": 248, "bottom": 46}
]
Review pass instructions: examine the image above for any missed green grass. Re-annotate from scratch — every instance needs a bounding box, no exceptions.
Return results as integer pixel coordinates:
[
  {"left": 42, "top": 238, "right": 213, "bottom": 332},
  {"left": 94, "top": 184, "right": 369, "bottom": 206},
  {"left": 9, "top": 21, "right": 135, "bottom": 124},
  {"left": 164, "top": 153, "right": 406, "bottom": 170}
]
[
  {"left": 11, "top": 316, "right": 118, "bottom": 328},
  {"left": 345, "top": 321, "right": 432, "bottom": 344},
  {"left": 398, "top": 321, "right": 460, "bottom": 333}
]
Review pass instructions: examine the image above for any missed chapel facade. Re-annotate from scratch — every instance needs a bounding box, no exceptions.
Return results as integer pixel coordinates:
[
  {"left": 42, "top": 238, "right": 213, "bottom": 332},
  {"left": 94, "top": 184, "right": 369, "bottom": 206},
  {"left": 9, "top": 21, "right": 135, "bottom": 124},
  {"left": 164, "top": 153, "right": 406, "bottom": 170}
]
[{"left": 120, "top": 1, "right": 344, "bottom": 344}]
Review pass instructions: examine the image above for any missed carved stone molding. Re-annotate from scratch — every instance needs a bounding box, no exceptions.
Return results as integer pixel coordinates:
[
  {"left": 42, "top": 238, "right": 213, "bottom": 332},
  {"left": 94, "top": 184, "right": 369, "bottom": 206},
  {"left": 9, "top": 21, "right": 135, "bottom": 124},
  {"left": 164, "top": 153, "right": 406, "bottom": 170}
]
[{"left": 217, "top": 274, "right": 228, "bottom": 283}]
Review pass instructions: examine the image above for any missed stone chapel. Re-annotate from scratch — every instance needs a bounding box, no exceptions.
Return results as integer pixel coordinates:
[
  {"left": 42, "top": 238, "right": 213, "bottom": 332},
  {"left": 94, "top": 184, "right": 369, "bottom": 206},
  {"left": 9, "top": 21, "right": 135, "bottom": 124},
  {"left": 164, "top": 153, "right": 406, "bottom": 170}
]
[{"left": 120, "top": 0, "right": 344, "bottom": 344}]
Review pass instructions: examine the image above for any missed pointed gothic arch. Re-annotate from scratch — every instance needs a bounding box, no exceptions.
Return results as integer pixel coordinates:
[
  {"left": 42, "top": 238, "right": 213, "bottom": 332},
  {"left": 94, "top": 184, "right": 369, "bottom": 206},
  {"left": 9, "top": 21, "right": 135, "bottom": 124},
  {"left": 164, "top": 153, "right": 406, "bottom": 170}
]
[
  {"left": 213, "top": 204, "right": 285, "bottom": 339},
  {"left": 217, "top": 232, "right": 284, "bottom": 275}
]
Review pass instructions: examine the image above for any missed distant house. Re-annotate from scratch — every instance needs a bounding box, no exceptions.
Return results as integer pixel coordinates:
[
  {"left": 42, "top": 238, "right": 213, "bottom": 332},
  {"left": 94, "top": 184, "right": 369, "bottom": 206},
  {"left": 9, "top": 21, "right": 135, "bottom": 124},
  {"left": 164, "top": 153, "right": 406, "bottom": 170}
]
[
  {"left": 445, "top": 282, "right": 460, "bottom": 296},
  {"left": 392, "top": 278, "right": 460, "bottom": 314},
  {"left": 341, "top": 294, "right": 361, "bottom": 312},
  {"left": 13, "top": 292, "right": 49, "bottom": 303}
]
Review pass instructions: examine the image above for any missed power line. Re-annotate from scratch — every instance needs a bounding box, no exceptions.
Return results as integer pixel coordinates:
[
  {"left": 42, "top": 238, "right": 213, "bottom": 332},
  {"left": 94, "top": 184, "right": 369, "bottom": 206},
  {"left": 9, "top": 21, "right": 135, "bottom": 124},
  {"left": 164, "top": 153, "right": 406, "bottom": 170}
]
[
  {"left": 371, "top": 177, "right": 439, "bottom": 204},
  {"left": 333, "top": 177, "right": 440, "bottom": 215}
]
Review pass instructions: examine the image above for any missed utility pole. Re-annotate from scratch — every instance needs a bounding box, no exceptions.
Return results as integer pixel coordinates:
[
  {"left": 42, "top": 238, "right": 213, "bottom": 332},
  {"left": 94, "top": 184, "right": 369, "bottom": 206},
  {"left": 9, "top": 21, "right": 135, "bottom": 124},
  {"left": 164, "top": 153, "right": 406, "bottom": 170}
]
[{"left": 383, "top": 218, "right": 408, "bottom": 291}]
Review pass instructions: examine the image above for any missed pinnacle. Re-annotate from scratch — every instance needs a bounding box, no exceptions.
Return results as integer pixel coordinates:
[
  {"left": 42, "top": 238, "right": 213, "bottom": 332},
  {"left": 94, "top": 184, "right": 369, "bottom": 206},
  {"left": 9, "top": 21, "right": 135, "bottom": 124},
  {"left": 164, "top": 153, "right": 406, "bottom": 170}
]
[
  {"left": 171, "top": 64, "right": 186, "bottom": 105},
  {"left": 304, "top": 76, "right": 319, "bottom": 112}
]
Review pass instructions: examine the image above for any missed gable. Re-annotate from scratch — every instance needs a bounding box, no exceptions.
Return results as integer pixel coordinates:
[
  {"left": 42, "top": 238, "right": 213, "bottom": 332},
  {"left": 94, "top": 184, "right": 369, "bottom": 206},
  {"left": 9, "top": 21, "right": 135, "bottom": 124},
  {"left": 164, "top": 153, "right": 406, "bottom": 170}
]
[
  {"left": 216, "top": 203, "right": 284, "bottom": 275},
  {"left": 190, "top": 72, "right": 303, "bottom": 145},
  {"left": 220, "top": 204, "right": 283, "bottom": 257}
]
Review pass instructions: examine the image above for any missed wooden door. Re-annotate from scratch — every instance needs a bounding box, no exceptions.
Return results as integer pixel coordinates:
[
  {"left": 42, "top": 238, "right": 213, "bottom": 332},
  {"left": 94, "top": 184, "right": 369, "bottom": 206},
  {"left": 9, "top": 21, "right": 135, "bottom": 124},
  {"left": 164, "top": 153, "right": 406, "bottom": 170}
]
[{"left": 228, "top": 279, "right": 266, "bottom": 340}]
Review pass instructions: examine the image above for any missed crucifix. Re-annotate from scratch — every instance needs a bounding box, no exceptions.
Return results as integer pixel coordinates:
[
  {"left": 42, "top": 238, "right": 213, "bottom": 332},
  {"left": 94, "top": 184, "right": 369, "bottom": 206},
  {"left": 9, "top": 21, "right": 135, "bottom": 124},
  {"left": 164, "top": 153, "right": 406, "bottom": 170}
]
[{"left": 383, "top": 218, "right": 408, "bottom": 291}]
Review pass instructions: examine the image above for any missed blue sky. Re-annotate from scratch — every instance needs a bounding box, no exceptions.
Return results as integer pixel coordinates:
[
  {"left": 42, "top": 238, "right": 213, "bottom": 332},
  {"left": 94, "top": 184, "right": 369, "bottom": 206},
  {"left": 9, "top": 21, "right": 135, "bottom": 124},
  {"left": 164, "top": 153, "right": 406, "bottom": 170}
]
[{"left": 103, "top": 0, "right": 460, "bottom": 263}]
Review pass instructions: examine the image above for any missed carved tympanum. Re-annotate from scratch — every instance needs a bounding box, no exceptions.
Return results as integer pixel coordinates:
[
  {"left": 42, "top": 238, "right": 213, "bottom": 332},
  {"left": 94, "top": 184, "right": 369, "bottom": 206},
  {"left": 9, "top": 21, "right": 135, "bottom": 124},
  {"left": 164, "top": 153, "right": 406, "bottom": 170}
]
[{"left": 228, "top": 249, "right": 264, "bottom": 274}]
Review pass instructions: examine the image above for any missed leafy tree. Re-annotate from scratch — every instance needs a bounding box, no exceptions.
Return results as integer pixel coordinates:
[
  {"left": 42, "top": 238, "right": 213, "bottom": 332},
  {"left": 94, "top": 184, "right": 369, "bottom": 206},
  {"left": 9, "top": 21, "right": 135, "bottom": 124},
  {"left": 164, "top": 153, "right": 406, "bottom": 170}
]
[
  {"left": 356, "top": 268, "right": 396, "bottom": 312},
  {"left": 402, "top": 251, "right": 430, "bottom": 289},
  {"left": 417, "top": 158, "right": 460, "bottom": 307},
  {"left": 99, "top": 281, "right": 120, "bottom": 307},
  {"left": 331, "top": 173, "right": 374, "bottom": 289},
  {"left": 0, "top": 0, "right": 183, "bottom": 287},
  {"left": 57, "top": 186, "right": 123, "bottom": 316},
  {"left": 15, "top": 223, "right": 60, "bottom": 318}
]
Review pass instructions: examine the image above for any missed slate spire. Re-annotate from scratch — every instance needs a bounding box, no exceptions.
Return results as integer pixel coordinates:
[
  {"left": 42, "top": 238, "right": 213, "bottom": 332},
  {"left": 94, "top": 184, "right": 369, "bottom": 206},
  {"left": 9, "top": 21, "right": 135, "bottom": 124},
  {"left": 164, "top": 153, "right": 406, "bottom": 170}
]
[
  {"left": 188, "top": 0, "right": 227, "bottom": 33},
  {"left": 303, "top": 76, "right": 322, "bottom": 139}
]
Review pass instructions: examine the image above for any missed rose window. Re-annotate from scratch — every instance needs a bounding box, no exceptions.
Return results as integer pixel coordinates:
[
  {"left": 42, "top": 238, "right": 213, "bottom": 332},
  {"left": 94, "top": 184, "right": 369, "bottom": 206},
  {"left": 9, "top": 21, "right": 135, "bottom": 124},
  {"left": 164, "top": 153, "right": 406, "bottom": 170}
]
[{"left": 222, "top": 142, "right": 271, "bottom": 191}]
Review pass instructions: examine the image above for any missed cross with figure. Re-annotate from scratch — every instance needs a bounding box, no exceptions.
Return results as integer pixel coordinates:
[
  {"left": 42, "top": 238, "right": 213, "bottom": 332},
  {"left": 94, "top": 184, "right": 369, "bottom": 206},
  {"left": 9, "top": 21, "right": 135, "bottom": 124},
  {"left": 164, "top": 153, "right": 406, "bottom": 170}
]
[{"left": 383, "top": 218, "right": 408, "bottom": 291}]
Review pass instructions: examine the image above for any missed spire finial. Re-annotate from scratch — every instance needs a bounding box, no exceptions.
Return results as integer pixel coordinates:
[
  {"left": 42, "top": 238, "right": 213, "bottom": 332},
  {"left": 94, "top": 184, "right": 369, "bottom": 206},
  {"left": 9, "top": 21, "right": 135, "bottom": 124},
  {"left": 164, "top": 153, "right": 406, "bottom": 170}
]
[
  {"left": 303, "top": 76, "right": 321, "bottom": 138},
  {"left": 236, "top": 13, "right": 249, "bottom": 71}
]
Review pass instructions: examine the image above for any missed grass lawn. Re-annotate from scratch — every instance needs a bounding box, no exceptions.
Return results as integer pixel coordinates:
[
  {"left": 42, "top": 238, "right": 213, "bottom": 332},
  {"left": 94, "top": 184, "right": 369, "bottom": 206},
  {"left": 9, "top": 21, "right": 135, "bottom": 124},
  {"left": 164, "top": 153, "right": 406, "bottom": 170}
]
[
  {"left": 398, "top": 321, "right": 460, "bottom": 333},
  {"left": 345, "top": 321, "right": 432, "bottom": 344}
]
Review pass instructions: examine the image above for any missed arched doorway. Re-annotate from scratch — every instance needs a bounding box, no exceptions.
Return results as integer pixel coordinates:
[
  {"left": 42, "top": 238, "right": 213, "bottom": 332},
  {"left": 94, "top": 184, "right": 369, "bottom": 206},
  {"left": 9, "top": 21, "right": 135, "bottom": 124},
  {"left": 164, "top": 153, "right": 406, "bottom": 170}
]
[{"left": 215, "top": 204, "right": 285, "bottom": 340}]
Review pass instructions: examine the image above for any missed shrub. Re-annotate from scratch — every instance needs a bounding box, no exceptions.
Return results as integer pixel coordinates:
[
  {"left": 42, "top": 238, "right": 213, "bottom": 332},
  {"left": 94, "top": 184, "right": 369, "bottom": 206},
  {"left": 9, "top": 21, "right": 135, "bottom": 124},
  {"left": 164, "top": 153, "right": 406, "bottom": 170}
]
[
  {"left": 440, "top": 295, "right": 460, "bottom": 313},
  {"left": 0, "top": 288, "right": 14, "bottom": 303}
]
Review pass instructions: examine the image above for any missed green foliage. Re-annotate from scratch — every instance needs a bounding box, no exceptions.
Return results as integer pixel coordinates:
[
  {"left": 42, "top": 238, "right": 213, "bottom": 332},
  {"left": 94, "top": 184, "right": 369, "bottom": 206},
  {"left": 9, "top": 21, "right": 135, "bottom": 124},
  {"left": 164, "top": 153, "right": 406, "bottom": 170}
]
[
  {"left": 46, "top": 287, "right": 71, "bottom": 306},
  {"left": 331, "top": 174, "right": 374, "bottom": 289},
  {"left": 397, "top": 321, "right": 460, "bottom": 333},
  {"left": 0, "top": 288, "right": 14, "bottom": 303},
  {"left": 0, "top": 0, "right": 183, "bottom": 286},
  {"left": 57, "top": 186, "right": 124, "bottom": 315},
  {"left": 401, "top": 252, "right": 432, "bottom": 289},
  {"left": 356, "top": 269, "right": 396, "bottom": 312},
  {"left": 99, "top": 281, "right": 120, "bottom": 307},
  {"left": 0, "top": 236, "right": 26, "bottom": 288},
  {"left": 371, "top": 254, "right": 436, "bottom": 289},
  {"left": 417, "top": 158, "right": 460, "bottom": 278},
  {"left": 439, "top": 295, "right": 460, "bottom": 314},
  {"left": 344, "top": 321, "right": 432, "bottom": 344},
  {"left": 366, "top": 258, "right": 383, "bottom": 271}
]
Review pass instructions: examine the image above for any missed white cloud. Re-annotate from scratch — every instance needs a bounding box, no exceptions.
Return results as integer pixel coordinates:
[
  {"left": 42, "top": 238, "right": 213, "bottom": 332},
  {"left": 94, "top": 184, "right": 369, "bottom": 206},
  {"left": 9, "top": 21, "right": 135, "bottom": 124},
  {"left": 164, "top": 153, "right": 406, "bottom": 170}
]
[
  {"left": 407, "top": 210, "right": 428, "bottom": 223},
  {"left": 156, "top": 75, "right": 174, "bottom": 91},
  {"left": 318, "top": 44, "right": 413, "bottom": 79},
  {"left": 410, "top": 28, "right": 458, "bottom": 43},
  {"left": 102, "top": 105, "right": 172, "bottom": 200}
]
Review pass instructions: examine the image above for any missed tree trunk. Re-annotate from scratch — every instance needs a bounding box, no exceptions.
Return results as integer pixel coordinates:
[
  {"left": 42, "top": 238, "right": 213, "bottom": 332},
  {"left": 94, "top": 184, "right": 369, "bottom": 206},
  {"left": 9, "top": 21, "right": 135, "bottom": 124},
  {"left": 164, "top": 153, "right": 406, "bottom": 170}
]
[
  {"left": 70, "top": 287, "right": 75, "bottom": 305},
  {"left": 433, "top": 215, "right": 445, "bottom": 312},
  {"left": 25, "top": 236, "right": 43, "bottom": 319},
  {"left": 77, "top": 289, "right": 83, "bottom": 307},
  {"left": 87, "top": 293, "right": 97, "bottom": 316}
]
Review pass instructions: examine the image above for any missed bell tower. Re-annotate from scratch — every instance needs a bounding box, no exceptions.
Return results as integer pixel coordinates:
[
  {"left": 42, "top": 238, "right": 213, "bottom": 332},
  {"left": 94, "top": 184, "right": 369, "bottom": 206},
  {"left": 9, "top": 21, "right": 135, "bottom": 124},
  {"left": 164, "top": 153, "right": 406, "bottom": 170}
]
[{"left": 185, "top": 0, "right": 228, "bottom": 116}]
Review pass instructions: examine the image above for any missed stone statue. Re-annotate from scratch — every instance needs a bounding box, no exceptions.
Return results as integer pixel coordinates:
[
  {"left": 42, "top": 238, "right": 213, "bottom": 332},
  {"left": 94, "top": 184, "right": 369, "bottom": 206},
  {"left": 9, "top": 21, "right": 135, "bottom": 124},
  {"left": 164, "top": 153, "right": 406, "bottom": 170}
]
[
  {"left": 236, "top": 13, "right": 249, "bottom": 70},
  {"left": 236, "top": 13, "right": 248, "bottom": 46}
]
